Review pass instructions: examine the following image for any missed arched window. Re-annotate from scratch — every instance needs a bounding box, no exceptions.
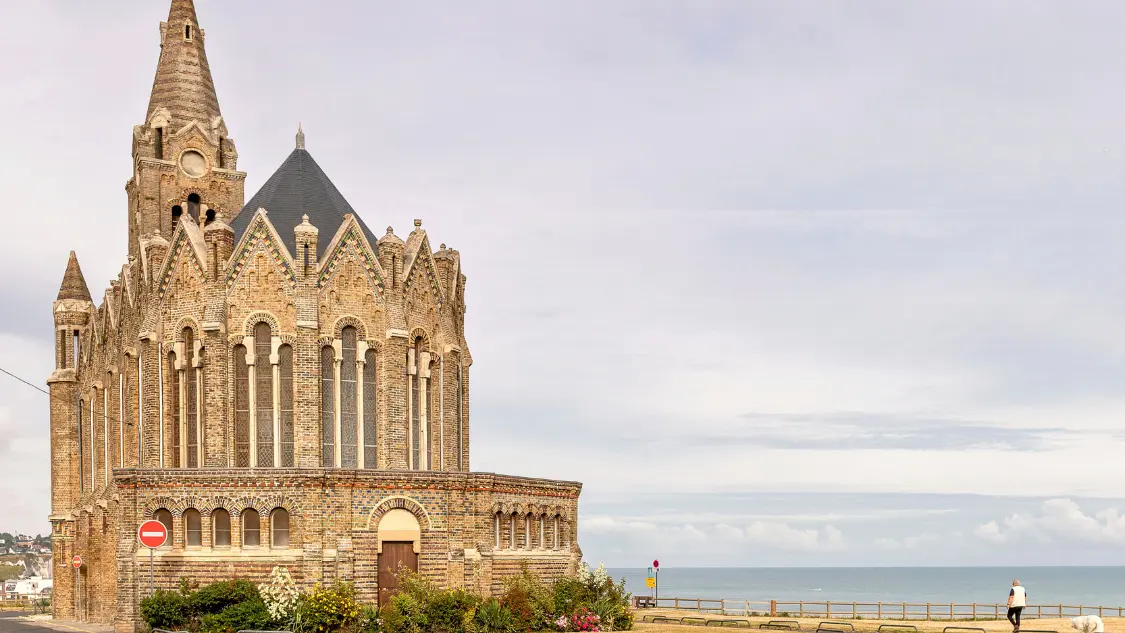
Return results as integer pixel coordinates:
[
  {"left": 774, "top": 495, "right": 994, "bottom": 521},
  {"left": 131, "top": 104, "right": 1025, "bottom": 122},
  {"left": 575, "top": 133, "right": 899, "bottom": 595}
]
[
  {"left": 204, "top": 209, "right": 215, "bottom": 226},
  {"left": 493, "top": 513, "right": 501, "bottom": 549},
  {"left": 78, "top": 399, "right": 84, "bottom": 492},
  {"left": 509, "top": 513, "right": 517, "bottom": 550},
  {"left": 212, "top": 509, "right": 231, "bottom": 547},
  {"left": 271, "top": 508, "right": 290, "bottom": 549},
  {"left": 242, "top": 509, "right": 260, "bottom": 547},
  {"left": 184, "top": 24, "right": 192, "bottom": 41},
  {"left": 171, "top": 204, "right": 182, "bottom": 223},
  {"left": 456, "top": 362, "right": 464, "bottom": 471},
  {"left": 254, "top": 322, "right": 273, "bottom": 467},
  {"left": 183, "top": 328, "right": 199, "bottom": 468},
  {"left": 168, "top": 350, "right": 180, "bottom": 468},
  {"left": 279, "top": 345, "right": 294, "bottom": 467},
  {"left": 154, "top": 508, "right": 173, "bottom": 549},
  {"left": 233, "top": 344, "right": 249, "bottom": 467},
  {"left": 539, "top": 514, "right": 545, "bottom": 550},
  {"left": 184, "top": 509, "right": 202, "bottom": 547},
  {"left": 320, "top": 346, "right": 335, "bottom": 467},
  {"left": 363, "top": 349, "right": 377, "bottom": 468},
  {"left": 410, "top": 338, "right": 422, "bottom": 470},
  {"left": 187, "top": 193, "right": 201, "bottom": 223},
  {"left": 523, "top": 515, "right": 530, "bottom": 549},
  {"left": 553, "top": 516, "right": 560, "bottom": 550},
  {"left": 340, "top": 327, "right": 358, "bottom": 468}
]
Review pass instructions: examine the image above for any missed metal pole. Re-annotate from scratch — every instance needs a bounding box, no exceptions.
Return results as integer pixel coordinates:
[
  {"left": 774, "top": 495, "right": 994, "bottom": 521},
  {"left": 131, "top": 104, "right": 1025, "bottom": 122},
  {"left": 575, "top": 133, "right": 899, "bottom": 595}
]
[
  {"left": 655, "top": 568, "right": 659, "bottom": 605},
  {"left": 150, "top": 547, "right": 155, "bottom": 597},
  {"left": 77, "top": 568, "right": 82, "bottom": 620}
]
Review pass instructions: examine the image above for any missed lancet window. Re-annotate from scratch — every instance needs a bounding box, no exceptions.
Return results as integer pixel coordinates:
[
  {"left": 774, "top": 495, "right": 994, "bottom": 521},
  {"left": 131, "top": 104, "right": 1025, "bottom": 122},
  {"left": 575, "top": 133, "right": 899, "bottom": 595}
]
[
  {"left": 169, "top": 327, "right": 204, "bottom": 468},
  {"left": 321, "top": 326, "right": 377, "bottom": 469},
  {"left": 232, "top": 321, "right": 293, "bottom": 468},
  {"left": 408, "top": 337, "right": 432, "bottom": 470}
]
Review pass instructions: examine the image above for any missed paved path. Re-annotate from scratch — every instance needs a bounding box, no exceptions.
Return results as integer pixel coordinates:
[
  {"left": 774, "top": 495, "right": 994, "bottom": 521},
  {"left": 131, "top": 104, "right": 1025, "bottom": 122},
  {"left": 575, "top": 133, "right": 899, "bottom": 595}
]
[{"left": 0, "top": 613, "right": 112, "bottom": 633}]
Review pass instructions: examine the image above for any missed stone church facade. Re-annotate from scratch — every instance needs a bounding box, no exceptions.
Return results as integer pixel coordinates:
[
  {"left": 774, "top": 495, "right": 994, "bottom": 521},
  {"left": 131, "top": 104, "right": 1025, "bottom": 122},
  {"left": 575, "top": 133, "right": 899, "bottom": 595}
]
[{"left": 46, "top": 2, "right": 582, "bottom": 630}]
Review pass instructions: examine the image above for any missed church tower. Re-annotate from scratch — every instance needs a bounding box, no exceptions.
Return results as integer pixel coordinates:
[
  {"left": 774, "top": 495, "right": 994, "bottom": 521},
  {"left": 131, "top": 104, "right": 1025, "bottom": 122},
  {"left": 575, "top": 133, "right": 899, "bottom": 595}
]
[{"left": 127, "top": 0, "right": 246, "bottom": 261}]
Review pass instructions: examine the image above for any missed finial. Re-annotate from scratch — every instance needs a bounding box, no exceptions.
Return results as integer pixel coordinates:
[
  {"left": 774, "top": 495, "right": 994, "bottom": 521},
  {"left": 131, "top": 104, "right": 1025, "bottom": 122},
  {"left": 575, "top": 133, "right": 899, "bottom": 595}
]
[
  {"left": 301, "top": 214, "right": 310, "bottom": 223},
  {"left": 154, "top": 229, "right": 161, "bottom": 236},
  {"left": 440, "top": 243, "right": 446, "bottom": 250},
  {"left": 414, "top": 218, "right": 422, "bottom": 228},
  {"left": 386, "top": 226, "right": 394, "bottom": 235},
  {"left": 296, "top": 122, "right": 305, "bottom": 149}
]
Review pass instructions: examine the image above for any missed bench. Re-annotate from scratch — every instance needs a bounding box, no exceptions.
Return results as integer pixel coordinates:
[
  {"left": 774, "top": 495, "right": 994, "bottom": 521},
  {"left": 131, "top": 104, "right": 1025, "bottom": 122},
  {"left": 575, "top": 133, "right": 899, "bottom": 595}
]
[
  {"left": 818, "top": 623, "right": 856, "bottom": 632},
  {"left": 643, "top": 615, "right": 677, "bottom": 623},
  {"left": 682, "top": 617, "right": 710, "bottom": 626},
  {"left": 760, "top": 621, "right": 801, "bottom": 631},
  {"left": 634, "top": 596, "right": 657, "bottom": 609},
  {"left": 878, "top": 626, "right": 918, "bottom": 633},
  {"left": 705, "top": 619, "right": 752, "bottom": 627},
  {"left": 942, "top": 628, "right": 985, "bottom": 633}
]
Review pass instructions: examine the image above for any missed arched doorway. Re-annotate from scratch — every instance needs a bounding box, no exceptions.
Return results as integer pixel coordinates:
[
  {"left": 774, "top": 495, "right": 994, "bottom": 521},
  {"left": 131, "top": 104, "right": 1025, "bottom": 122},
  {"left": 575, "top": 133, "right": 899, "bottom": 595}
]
[{"left": 377, "top": 508, "right": 420, "bottom": 606}]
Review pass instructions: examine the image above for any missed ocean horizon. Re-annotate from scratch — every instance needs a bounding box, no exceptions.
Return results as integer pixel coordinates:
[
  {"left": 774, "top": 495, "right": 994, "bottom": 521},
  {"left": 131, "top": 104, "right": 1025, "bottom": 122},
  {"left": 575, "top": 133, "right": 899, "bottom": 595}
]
[{"left": 606, "top": 567, "right": 1125, "bottom": 609}]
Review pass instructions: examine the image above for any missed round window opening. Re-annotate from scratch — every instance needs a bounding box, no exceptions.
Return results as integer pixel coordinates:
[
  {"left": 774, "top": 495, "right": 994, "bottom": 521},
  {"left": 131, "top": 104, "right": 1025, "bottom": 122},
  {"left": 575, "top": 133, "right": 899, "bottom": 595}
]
[{"left": 179, "top": 150, "right": 207, "bottom": 178}]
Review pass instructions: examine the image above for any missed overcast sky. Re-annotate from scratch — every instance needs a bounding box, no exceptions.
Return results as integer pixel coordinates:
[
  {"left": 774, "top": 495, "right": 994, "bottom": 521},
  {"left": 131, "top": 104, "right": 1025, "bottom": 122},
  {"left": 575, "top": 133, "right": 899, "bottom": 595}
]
[{"left": 6, "top": 0, "right": 1125, "bottom": 567}]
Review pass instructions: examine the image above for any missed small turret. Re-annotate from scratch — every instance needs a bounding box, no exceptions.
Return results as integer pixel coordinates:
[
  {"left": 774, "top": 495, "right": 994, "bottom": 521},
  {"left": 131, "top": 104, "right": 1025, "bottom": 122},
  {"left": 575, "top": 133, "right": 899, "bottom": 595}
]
[
  {"left": 203, "top": 218, "right": 234, "bottom": 280},
  {"left": 433, "top": 243, "right": 459, "bottom": 302},
  {"left": 378, "top": 226, "right": 405, "bottom": 290},
  {"left": 294, "top": 214, "right": 319, "bottom": 281},
  {"left": 143, "top": 230, "right": 170, "bottom": 285}
]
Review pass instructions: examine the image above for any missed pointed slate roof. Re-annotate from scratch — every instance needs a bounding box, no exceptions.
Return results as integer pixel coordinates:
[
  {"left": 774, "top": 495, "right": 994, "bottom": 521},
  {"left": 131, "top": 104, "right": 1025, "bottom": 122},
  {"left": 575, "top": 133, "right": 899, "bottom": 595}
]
[
  {"left": 146, "top": 0, "right": 222, "bottom": 127},
  {"left": 57, "top": 251, "right": 93, "bottom": 302},
  {"left": 231, "top": 138, "right": 378, "bottom": 259}
]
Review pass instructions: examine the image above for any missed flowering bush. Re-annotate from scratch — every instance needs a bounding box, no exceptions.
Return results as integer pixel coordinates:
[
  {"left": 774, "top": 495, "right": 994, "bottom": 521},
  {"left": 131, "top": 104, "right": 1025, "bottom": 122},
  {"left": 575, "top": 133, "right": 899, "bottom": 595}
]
[
  {"left": 295, "top": 582, "right": 361, "bottom": 633},
  {"left": 570, "top": 607, "right": 600, "bottom": 632},
  {"left": 259, "top": 566, "right": 300, "bottom": 622}
]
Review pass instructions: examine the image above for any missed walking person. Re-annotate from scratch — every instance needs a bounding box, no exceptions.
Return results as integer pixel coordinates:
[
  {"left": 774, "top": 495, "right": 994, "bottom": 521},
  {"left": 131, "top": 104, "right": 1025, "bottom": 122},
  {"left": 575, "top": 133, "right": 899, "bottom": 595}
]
[{"left": 1007, "top": 580, "right": 1027, "bottom": 633}]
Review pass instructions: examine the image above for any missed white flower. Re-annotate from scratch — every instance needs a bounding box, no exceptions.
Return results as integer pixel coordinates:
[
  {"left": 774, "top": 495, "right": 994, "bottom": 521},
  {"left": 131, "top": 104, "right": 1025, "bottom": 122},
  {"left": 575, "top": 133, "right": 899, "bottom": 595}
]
[{"left": 259, "top": 566, "right": 299, "bottom": 621}]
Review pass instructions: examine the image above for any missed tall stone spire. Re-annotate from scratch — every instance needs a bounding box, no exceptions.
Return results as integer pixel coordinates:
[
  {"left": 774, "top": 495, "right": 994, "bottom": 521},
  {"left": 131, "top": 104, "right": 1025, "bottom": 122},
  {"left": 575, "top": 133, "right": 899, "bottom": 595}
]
[
  {"left": 57, "top": 251, "right": 93, "bottom": 302},
  {"left": 146, "top": 0, "right": 222, "bottom": 128}
]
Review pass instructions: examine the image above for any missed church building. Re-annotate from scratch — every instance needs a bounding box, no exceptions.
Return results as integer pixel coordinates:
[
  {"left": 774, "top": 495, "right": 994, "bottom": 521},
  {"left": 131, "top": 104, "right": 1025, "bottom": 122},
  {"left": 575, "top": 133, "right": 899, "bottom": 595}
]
[{"left": 46, "top": 2, "right": 582, "bottom": 630}]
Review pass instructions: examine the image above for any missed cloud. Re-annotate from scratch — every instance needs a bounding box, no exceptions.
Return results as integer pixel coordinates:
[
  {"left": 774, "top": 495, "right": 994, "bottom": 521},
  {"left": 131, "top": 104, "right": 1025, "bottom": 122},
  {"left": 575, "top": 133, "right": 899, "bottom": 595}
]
[
  {"left": 873, "top": 533, "right": 940, "bottom": 551},
  {"left": 974, "top": 499, "right": 1125, "bottom": 546}
]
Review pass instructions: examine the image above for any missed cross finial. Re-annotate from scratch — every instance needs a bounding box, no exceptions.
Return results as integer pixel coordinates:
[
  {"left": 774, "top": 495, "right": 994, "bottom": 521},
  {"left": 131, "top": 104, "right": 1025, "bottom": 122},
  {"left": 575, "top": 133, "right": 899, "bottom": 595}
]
[{"left": 296, "top": 122, "right": 305, "bottom": 149}]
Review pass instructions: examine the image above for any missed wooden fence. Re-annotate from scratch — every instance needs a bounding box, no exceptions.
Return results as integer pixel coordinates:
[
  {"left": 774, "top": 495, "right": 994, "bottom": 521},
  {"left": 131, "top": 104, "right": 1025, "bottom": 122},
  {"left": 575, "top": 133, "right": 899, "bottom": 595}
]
[{"left": 653, "top": 598, "right": 1125, "bottom": 620}]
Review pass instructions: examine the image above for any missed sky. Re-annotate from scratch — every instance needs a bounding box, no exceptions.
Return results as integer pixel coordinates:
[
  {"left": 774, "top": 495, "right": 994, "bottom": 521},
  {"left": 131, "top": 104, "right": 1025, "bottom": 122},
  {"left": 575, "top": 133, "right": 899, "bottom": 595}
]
[{"left": 5, "top": 0, "right": 1125, "bottom": 567}]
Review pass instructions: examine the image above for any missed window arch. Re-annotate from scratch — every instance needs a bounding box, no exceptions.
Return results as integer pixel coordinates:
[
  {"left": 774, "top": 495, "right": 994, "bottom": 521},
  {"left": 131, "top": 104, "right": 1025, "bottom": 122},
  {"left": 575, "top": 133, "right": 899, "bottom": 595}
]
[
  {"left": 154, "top": 508, "right": 173, "bottom": 549},
  {"left": 508, "top": 513, "right": 517, "bottom": 550},
  {"left": 279, "top": 345, "right": 294, "bottom": 467},
  {"left": 254, "top": 322, "right": 273, "bottom": 467},
  {"left": 168, "top": 350, "right": 180, "bottom": 468},
  {"left": 539, "top": 514, "right": 546, "bottom": 550},
  {"left": 233, "top": 344, "right": 250, "bottom": 467},
  {"left": 184, "top": 24, "right": 193, "bottom": 41},
  {"left": 340, "top": 326, "right": 358, "bottom": 468},
  {"left": 171, "top": 204, "right": 182, "bottom": 223},
  {"left": 321, "top": 346, "right": 335, "bottom": 467},
  {"left": 183, "top": 328, "right": 199, "bottom": 468},
  {"left": 242, "top": 509, "right": 260, "bottom": 547},
  {"left": 187, "top": 193, "right": 201, "bottom": 223},
  {"left": 493, "top": 513, "right": 501, "bottom": 549},
  {"left": 362, "top": 348, "right": 377, "bottom": 468},
  {"left": 553, "top": 516, "right": 560, "bottom": 550},
  {"left": 410, "top": 338, "right": 423, "bottom": 470},
  {"left": 184, "top": 509, "right": 202, "bottom": 547},
  {"left": 212, "top": 509, "right": 231, "bottom": 547},
  {"left": 271, "top": 508, "right": 290, "bottom": 549}
]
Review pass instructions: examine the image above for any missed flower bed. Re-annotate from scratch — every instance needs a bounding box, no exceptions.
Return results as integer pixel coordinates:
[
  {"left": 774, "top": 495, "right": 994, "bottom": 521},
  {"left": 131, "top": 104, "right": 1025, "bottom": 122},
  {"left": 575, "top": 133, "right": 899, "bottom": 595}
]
[{"left": 138, "top": 562, "right": 633, "bottom": 633}]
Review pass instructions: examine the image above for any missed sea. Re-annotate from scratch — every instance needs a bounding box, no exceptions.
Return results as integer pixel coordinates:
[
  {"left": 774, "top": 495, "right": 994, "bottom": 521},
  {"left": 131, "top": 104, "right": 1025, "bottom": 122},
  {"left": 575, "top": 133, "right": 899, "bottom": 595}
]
[{"left": 607, "top": 568, "right": 1125, "bottom": 609}]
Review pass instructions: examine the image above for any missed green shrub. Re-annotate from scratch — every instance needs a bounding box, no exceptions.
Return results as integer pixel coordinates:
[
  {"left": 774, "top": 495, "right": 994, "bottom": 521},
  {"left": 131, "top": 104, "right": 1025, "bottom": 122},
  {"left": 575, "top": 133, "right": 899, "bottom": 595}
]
[
  {"left": 295, "top": 583, "right": 361, "bottom": 633},
  {"left": 190, "top": 579, "right": 260, "bottom": 616},
  {"left": 358, "top": 605, "right": 381, "bottom": 633},
  {"left": 140, "top": 589, "right": 191, "bottom": 630},
  {"left": 501, "top": 567, "right": 555, "bottom": 632},
  {"left": 475, "top": 598, "right": 515, "bottom": 633},
  {"left": 428, "top": 588, "right": 480, "bottom": 633},
  {"left": 199, "top": 597, "right": 273, "bottom": 633}
]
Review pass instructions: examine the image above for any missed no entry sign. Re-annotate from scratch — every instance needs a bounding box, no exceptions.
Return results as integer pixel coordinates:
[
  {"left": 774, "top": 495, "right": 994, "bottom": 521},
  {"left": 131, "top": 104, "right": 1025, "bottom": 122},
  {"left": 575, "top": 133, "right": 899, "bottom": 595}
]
[
  {"left": 71, "top": 555, "right": 82, "bottom": 569},
  {"left": 138, "top": 520, "right": 169, "bottom": 549}
]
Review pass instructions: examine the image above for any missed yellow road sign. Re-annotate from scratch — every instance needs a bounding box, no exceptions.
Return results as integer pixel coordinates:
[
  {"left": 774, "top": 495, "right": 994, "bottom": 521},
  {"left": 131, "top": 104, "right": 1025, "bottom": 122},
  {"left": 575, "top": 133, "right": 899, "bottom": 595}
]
[{"left": 645, "top": 577, "right": 656, "bottom": 588}]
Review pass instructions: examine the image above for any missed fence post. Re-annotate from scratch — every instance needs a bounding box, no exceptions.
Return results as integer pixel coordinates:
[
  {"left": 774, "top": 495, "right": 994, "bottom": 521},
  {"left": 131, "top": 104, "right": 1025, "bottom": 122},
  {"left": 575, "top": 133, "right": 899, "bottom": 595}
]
[
  {"left": 853, "top": 602, "right": 857, "bottom": 619},
  {"left": 675, "top": 598, "right": 679, "bottom": 609},
  {"left": 1038, "top": 606, "right": 1042, "bottom": 619},
  {"left": 697, "top": 599, "right": 702, "bottom": 611},
  {"left": 972, "top": 603, "right": 976, "bottom": 620},
  {"left": 800, "top": 602, "right": 805, "bottom": 618},
  {"left": 1099, "top": 606, "right": 1103, "bottom": 618},
  {"left": 721, "top": 599, "right": 726, "bottom": 615},
  {"left": 995, "top": 604, "right": 999, "bottom": 619},
  {"left": 950, "top": 603, "right": 954, "bottom": 621},
  {"left": 877, "top": 602, "right": 882, "bottom": 619},
  {"left": 771, "top": 600, "right": 777, "bottom": 617},
  {"left": 902, "top": 602, "right": 906, "bottom": 620},
  {"left": 926, "top": 603, "right": 931, "bottom": 621}
]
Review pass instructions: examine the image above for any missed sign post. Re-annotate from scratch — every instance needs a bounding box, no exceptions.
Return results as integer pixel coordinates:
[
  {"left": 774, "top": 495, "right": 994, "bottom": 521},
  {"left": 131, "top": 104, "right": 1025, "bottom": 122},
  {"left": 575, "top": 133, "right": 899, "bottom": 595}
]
[
  {"left": 72, "top": 555, "right": 83, "bottom": 619},
  {"left": 653, "top": 559, "right": 660, "bottom": 605},
  {"left": 137, "top": 520, "right": 169, "bottom": 598}
]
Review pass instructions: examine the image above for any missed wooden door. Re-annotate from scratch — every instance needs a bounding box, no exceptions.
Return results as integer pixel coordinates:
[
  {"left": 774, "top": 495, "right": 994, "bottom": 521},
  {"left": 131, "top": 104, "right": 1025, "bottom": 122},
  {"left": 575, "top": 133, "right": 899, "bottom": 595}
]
[{"left": 378, "top": 542, "right": 418, "bottom": 606}]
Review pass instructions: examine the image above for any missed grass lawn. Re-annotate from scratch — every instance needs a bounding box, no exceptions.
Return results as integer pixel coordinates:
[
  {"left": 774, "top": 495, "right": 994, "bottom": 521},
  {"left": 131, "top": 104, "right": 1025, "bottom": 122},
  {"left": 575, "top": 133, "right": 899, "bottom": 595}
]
[{"left": 633, "top": 610, "right": 1114, "bottom": 633}]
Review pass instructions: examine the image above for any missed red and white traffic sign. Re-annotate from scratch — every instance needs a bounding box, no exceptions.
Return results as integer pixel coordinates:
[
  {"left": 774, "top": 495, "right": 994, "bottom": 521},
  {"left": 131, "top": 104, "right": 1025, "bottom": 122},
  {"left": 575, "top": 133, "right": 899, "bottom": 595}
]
[
  {"left": 138, "top": 520, "right": 169, "bottom": 549},
  {"left": 653, "top": 559, "right": 660, "bottom": 569},
  {"left": 71, "top": 555, "right": 82, "bottom": 569}
]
